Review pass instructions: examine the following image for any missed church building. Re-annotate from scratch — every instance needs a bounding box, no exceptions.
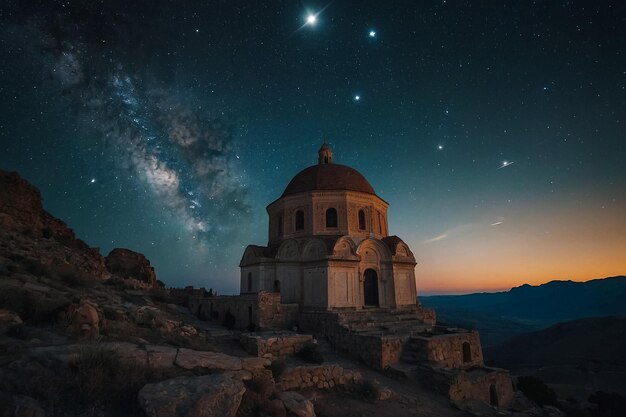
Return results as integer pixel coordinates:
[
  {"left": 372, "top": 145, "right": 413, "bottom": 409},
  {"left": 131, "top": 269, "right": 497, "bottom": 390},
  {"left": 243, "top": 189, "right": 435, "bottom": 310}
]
[{"left": 239, "top": 142, "right": 418, "bottom": 310}]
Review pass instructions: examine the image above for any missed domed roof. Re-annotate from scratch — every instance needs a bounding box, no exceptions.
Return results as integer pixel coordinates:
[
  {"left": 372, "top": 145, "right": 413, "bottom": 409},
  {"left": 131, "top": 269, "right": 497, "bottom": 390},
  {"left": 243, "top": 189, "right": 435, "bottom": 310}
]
[{"left": 282, "top": 163, "right": 376, "bottom": 197}]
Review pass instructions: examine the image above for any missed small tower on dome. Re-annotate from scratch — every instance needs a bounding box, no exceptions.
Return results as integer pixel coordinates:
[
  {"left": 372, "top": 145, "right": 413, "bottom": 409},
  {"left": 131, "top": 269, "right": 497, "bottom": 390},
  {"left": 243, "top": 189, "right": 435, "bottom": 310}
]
[{"left": 318, "top": 140, "right": 333, "bottom": 165}]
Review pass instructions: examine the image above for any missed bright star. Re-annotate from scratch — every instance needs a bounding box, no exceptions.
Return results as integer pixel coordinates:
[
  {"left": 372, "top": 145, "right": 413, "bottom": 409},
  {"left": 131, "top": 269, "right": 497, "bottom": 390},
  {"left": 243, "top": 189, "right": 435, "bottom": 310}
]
[
  {"left": 369, "top": 30, "right": 376, "bottom": 38},
  {"left": 437, "top": 145, "right": 443, "bottom": 150},
  {"left": 354, "top": 95, "right": 360, "bottom": 101},
  {"left": 306, "top": 14, "right": 317, "bottom": 25},
  {"left": 90, "top": 178, "right": 96, "bottom": 183}
]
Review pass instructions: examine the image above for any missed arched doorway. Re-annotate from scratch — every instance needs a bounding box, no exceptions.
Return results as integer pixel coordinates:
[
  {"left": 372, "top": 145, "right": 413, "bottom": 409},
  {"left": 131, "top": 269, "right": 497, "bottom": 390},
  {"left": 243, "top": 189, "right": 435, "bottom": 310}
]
[
  {"left": 363, "top": 269, "right": 379, "bottom": 307},
  {"left": 489, "top": 384, "right": 498, "bottom": 406},
  {"left": 462, "top": 342, "right": 471, "bottom": 363}
]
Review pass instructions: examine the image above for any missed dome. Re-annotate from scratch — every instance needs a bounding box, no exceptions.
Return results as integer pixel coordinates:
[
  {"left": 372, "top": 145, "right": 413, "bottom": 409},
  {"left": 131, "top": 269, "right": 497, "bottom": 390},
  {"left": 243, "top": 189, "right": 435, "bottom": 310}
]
[{"left": 282, "top": 163, "right": 376, "bottom": 197}]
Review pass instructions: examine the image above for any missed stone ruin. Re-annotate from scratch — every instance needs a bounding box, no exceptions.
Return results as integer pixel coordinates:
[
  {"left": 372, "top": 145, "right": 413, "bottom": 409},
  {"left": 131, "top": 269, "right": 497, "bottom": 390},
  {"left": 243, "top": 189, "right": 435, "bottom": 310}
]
[{"left": 181, "top": 290, "right": 514, "bottom": 407}]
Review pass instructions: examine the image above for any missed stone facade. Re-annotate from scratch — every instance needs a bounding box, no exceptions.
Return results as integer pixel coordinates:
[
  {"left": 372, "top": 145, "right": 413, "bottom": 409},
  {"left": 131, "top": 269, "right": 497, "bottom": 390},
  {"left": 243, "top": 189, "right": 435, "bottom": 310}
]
[
  {"left": 240, "top": 332, "right": 313, "bottom": 359},
  {"left": 275, "top": 364, "right": 362, "bottom": 391},
  {"left": 239, "top": 143, "right": 418, "bottom": 310}
]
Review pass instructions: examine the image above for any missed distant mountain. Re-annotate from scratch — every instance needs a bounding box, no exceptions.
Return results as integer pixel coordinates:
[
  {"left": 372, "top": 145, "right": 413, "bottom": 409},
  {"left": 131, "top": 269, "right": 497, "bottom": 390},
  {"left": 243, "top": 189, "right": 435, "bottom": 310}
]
[
  {"left": 485, "top": 317, "right": 626, "bottom": 400},
  {"left": 420, "top": 276, "right": 626, "bottom": 346}
]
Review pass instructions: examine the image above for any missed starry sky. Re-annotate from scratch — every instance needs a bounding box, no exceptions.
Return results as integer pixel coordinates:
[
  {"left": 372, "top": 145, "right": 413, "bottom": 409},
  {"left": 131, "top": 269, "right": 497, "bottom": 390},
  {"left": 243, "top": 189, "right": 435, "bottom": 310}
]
[{"left": 1, "top": 1, "right": 625, "bottom": 295}]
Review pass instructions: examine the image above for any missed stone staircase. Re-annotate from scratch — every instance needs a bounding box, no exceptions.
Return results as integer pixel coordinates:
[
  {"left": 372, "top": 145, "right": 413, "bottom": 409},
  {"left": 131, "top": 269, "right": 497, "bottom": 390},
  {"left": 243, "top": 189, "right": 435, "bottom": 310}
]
[{"left": 336, "top": 307, "right": 434, "bottom": 336}]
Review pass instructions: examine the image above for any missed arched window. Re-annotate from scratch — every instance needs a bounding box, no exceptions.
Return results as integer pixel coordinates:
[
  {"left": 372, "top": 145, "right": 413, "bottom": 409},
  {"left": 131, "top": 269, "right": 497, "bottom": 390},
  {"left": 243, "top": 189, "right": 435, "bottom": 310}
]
[
  {"left": 358, "top": 209, "right": 366, "bottom": 230},
  {"left": 247, "top": 272, "right": 253, "bottom": 292},
  {"left": 295, "top": 210, "right": 304, "bottom": 231},
  {"left": 277, "top": 215, "right": 282, "bottom": 236},
  {"left": 326, "top": 208, "right": 338, "bottom": 228}
]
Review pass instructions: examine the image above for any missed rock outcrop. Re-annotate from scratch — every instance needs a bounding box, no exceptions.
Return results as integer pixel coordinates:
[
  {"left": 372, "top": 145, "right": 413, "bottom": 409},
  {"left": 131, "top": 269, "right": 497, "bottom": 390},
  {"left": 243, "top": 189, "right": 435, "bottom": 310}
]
[
  {"left": 138, "top": 374, "right": 245, "bottom": 417},
  {"left": 0, "top": 170, "right": 109, "bottom": 280},
  {"left": 278, "top": 391, "right": 316, "bottom": 417},
  {"left": 105, "top": 248, "right": 156, "bottom": 287}
]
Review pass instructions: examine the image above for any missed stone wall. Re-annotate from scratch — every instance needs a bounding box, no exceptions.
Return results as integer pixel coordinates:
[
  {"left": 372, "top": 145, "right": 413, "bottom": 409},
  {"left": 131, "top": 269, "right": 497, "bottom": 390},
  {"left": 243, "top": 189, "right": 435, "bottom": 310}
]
[
  {"left": 170, "top": 287, "right": 207, "bottom": 307},
  {"left": 299, "top": 310, "right": 404, "bottom": 369},
  {"left": 257, "top": 292, "right": 300, "bottom": 329},
  {"left": 408, "top": 330, "right": 483, "bottom": 369},
  {"left": 420, "top": 365, "right": 514, "bottom": 407},
  {"left": 275, "top": 364, "right": 362, "bottom": 391},
  {"left": 188, "top": 291, "right": 299, "bottom": 331},
  {"left": 240, "top": 332, "right": 313, "bottom": 359}
]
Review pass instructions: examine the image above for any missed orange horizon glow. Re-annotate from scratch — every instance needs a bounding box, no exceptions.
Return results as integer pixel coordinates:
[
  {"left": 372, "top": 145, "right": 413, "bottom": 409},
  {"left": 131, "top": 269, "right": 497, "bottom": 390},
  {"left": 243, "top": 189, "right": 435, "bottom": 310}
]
[{"left": 402, "top": 198, "right": 626, "bottom": 296}]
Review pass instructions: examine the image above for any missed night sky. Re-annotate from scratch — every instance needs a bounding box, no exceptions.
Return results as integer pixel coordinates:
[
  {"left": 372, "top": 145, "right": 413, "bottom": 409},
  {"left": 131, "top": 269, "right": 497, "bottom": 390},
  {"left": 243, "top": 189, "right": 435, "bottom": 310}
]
[{"left": 1, "top": 1, "right": 625, "bottom": 294}]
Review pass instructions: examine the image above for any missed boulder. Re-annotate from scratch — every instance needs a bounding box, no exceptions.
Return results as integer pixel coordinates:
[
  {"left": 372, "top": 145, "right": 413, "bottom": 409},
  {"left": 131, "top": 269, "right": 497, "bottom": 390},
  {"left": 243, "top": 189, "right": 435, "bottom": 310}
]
[
  {"left": 64, "top": 301, "right": 102, "bottom": 339},
  {"left": 175, "top": 348, "right": 242, "bottom": 371},
  {"left": 0, "top": 309, "right": 23, "bottom": 326},
  {"left": 105, "top": 248, "right": 156, "bottom": 287},
  {"left": 278, "top": 391, "right": 315, "bottom": 417},
  {"left": 138, "top": 374, "right": 245, "bottom": 417},
  {"left": 146, "top": 344, "right": 178, "bottom": 369}
]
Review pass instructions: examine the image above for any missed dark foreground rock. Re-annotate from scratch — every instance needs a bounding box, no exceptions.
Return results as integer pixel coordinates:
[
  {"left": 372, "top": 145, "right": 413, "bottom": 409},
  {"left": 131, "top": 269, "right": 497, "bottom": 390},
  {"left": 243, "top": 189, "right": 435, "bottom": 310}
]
[{"left": 138, "top": 374, "right": 245, "bottom": 417}]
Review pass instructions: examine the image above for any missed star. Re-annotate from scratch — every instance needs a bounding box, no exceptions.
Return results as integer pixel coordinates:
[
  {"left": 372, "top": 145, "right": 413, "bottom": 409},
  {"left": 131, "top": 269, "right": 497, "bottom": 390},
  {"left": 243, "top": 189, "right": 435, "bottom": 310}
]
[
  {"left": 369, "top": 30, "right": 376, "bottom": 38},
  {"left": 354, "top": 95, "right": 360, "bottom": 101},
  {"left": 437, "top": 145, "right": 444, "bottom": 150},
  {"left": 90, "top": 178, "right": 96, "bottom": 183},
  {"left": 306, "top": 14, "right": 317, "bottom": 25}
]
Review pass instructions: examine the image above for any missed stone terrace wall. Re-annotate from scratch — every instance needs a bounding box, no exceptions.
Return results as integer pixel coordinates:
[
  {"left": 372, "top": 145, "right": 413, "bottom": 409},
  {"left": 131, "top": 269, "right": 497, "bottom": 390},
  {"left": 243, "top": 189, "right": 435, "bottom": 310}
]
[
  {"left": 188, "top": 291, "right": 299, "bottom": 331},
  {"left": 299, "top": 310, "right": 404, "bottom": 369},
  {"left": 240, "top": 332, "right": 313, "bottom": 359},
  {"left": 448, "top": 368, "right": 514, "bottom": 406},
  {"left": 276, "top": 364, "right": 362, "bottom": 391},
  {"left": 409, "top": 331, "right": 483, "bottom": 368},
  {"left": 420, "top": 365, "right": 514, "bottom": 407}
]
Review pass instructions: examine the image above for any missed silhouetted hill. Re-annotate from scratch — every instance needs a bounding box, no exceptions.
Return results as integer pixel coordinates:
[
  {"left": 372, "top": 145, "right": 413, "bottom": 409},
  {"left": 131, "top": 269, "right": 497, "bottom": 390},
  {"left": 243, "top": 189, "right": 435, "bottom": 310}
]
[
  {"left": 421, "top": 276, "right": 626, "bottom": 346},
  {"left": 485, "top": 317, "right": 626, "bottom": 400}
]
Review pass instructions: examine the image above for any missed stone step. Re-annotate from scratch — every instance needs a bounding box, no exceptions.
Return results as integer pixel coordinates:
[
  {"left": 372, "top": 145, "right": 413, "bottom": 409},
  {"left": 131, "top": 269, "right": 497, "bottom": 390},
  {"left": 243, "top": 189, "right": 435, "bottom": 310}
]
[
  {"left": 345, "top": 319, "right": 427, "bottom": 331},
  {"left": 339, "top": 315, "right": 425, "bottom": 326}
]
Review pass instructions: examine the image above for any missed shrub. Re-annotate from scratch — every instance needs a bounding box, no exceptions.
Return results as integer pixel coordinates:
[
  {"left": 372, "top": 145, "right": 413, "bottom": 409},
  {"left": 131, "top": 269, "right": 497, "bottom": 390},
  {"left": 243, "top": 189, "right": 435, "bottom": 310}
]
[
  {"left": 223, "top": 311, "right": 236, "bottom": 330},
  {"left": 67, "top": 344, "right": 155, "bottom": 412},
  {"left": 517, "top": 376, "right": 557, "bottom": 406},
  {"left": 22, "top": 258, "right": 47, "bottom": 276},
  {"left": 270, "top": 358, "right": 287, "bottom": 379},
  {"left": 297, "top": 341, "right": 324, "bottom": 364},
  {"left": 359, "top": 379, "right": 381, "bottom": 400},
  {"left": 57, "top": 269, "right": 93, "bottom": 288}
]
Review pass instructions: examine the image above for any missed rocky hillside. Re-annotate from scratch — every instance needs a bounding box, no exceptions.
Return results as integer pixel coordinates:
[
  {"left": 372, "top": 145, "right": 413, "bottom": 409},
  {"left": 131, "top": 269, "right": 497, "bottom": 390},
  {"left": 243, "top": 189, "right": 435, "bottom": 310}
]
[
  {"left": 1, "top": 170, "right": 483, "bottom": 417},
  {"left": 485, "top": 317, "right": 626, "bottom": 400},
  {"left": 421, "top": 276, "right": 626, "bottom": 346}
]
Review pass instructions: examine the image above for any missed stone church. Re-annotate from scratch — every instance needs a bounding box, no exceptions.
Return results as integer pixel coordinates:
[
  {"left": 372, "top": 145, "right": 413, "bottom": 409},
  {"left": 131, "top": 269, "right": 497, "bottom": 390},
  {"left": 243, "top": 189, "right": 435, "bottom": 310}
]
[
  {"left": 184, "top": 141, "right": 514, "bottom": 407},
  {"left": 239, "top": 142, "right": 418, "bottom": 310}
]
